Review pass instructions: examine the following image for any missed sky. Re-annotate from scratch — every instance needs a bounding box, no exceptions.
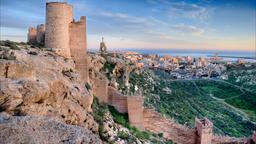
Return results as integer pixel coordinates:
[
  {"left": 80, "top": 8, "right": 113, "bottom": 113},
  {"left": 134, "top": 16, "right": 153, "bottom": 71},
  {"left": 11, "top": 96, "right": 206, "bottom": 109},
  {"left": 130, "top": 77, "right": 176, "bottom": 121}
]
[{"left": 0, "top": 0, "right": 255, "bottom": 52}]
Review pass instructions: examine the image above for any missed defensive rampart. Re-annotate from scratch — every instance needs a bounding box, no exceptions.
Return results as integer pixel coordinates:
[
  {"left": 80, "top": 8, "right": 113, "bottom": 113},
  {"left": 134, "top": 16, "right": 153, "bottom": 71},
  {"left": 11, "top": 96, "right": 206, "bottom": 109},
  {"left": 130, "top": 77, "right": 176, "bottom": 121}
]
[{"left": 92, "top": 79, "right": 253, "bottom": 144}]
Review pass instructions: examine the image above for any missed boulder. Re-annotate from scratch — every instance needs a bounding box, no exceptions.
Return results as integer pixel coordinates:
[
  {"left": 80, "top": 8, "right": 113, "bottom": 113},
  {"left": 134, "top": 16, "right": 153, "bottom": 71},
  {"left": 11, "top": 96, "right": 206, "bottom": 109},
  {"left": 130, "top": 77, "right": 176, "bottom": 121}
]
[{"left": 0, "top": 113, "right": 102, "bottom": 144}]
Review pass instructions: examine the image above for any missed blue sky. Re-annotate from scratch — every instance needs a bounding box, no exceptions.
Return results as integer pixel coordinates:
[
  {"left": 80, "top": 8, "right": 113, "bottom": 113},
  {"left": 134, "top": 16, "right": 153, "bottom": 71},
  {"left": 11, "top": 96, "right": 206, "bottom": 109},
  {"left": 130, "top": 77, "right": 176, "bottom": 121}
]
[{"left": 0, "top": 0, "right": 255, "bottom": 51}]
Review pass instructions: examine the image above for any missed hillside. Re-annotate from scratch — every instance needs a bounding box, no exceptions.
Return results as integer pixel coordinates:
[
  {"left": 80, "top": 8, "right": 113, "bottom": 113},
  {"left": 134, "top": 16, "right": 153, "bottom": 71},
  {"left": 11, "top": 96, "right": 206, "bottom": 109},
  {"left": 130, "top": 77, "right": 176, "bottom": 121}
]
[
  {"left": 0, "top": 41, "right": 172, "bottom": 144},
  {"left": 127, "top": 68, "right": 256, "bottom": 137}
]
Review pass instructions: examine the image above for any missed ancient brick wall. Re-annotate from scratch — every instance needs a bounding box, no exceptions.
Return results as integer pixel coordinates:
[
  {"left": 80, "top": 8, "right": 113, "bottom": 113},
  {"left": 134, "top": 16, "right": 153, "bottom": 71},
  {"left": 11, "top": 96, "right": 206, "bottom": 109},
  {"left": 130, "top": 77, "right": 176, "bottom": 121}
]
[
  {"left": 45, "top": 2, "right": 73, "bottom": 58},
  {"left": 143, "top": 108, "right": 197, "bottom": 144},
  {"left": 127, "top": 96, "right": 144, "bottom": 130},
  {"left": 92, "top": 78, "right": 108, "bottom": 103},
  {"left": 36, "top": 24, "right": 45, "bottom": 43},
  {"left": 69, "top": 16, "right": 89, "bottom": 82},
  {"left": 27, "top": 27, "right": 37, "bottom": 44},
  {"left": 108, "top": 86, "right": 128, "bottom": 113}
]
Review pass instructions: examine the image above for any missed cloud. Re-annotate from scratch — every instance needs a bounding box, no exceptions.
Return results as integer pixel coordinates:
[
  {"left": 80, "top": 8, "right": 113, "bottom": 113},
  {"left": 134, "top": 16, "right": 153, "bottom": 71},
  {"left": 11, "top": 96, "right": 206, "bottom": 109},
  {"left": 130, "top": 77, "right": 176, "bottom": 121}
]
[
  {"left": 98, "top": 12, "right": 163, "bottom": 28},
  {"left": 146, "top": 31, "right": 174, "bottom": 40},
  {"left": 99, "top": 12, "right": 150, "bottom": 25},
  {"left": 170, "top": 24, "right": 204, "bottom": 36},
  {"left": 168, "top": 2, "right": 209, "bottom": 20}
]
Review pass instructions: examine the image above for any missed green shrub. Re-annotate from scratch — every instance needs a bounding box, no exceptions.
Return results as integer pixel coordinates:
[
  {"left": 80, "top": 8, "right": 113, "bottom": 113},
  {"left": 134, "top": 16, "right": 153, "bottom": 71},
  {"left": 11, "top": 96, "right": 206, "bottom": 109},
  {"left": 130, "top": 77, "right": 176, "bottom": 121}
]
[
  {"left": 158, "top": 133, "right": 163, "bottom": 137},
  {"left": 0, "top": 49, "right": 16, "bottom": 60},
  {"left": 2, "top": 41, "right": 20, "bottom": 50},
  {"left": 108, "top": 105, "right": 129, "bottom": 127},
  {"left": 92, "top": 97, "right": 108, "bottom": 123},
  {"left": 117, "top": 131, "right": 129, "bottom": 139}
]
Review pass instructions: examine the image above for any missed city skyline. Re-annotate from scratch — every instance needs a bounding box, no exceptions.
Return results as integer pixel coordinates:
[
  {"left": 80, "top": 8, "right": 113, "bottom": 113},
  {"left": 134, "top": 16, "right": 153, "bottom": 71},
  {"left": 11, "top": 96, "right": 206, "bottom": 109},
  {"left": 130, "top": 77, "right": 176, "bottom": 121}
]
[{"left": 0, "top": 0, "right": 255, "bottom": 52}]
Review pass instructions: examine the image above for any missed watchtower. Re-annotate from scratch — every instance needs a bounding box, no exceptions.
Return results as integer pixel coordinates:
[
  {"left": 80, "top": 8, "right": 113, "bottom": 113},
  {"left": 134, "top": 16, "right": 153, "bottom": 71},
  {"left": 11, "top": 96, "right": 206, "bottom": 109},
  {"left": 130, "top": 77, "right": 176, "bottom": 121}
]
[
  {"left": 45, "top": 2, "right": 73, "bottom": 58},
  {"left": 195, "top": 117, "right": 213, "bottom": 144}
]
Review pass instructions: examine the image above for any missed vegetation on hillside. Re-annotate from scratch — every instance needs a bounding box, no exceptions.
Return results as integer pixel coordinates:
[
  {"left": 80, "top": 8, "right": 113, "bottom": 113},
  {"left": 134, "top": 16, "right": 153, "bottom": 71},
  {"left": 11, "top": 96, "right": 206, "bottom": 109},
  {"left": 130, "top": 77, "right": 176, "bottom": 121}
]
[
  {"left": 128, "top": 69, "right": 256, "bottom": 137},
  {"left": 92, "top": 97, "right": 173, "bottom": 143}
]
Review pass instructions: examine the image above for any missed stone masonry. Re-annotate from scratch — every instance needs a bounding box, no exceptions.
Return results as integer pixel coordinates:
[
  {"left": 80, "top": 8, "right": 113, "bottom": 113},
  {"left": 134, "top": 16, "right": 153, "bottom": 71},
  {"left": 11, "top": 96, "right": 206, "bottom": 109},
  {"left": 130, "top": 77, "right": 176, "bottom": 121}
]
[
  {"left": 45, "top": 2, "right": 73, "bottom": 58},
  {"left": 28, "top": 2, "right": 89, "bottom": 82},
  {"left": 27, "top": 27, "right": 37, "bottom": 44},
  {"left": 92, "top": 78, "right": 109, "bottom": 103},
  {"left": 195, "top": 117, "right": 213, "bottom": 144},
  {"left": 127, "top": 96, "right": 144, "bottom": 130},
  {"left": 36, "top": 24, "right": 45, "bottom": 44}
]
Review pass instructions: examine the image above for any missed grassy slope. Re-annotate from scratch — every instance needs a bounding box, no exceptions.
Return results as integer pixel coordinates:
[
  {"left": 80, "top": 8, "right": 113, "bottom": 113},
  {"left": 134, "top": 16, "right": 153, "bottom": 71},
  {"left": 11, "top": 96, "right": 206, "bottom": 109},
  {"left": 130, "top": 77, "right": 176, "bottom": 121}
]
[{"left": 129, "top": 69, "right": 256, "bottom": 137}]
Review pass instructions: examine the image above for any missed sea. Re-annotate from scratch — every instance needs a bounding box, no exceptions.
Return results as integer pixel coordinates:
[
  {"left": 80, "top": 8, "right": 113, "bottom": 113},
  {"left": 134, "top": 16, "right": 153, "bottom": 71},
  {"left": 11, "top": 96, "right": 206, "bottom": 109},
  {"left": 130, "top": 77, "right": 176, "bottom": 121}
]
[
  {"left": 122, "top": 49, "right": 256, "bottom": 62},
  {"left": 89, "top": 48, "right": 256, "bottom": 62}
]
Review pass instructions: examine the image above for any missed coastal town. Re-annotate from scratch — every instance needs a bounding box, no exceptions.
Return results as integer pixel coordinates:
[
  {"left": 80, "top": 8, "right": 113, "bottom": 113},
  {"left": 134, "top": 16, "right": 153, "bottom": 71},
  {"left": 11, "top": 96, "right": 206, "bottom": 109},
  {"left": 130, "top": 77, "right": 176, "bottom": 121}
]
[{"left": 118, "top": 51, "right": 253, "bottom": 80}]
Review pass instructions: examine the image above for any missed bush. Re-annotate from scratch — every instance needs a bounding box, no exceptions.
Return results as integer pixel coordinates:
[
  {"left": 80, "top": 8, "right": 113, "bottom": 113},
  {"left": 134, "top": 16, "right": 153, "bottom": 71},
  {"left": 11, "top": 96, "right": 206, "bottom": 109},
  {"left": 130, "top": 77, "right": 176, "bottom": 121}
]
[
  {"left": 158, "top": 133, "right": 163, "bottom": 137},
  {"left": 2, "top": 41, "right": 20, "bottom": 50},
  {"left": 117, "top": 131, "right": 129, "bottom": 139},
  {"left": 108, "top": 105, "right": 153, "bottom": 140},
  {"left": 108, "top": 105, "right": 130, "bottom": 127},
  {"left": 0, "top": 49, "right": 16, "bottom": 60},
  {"left": 92, "top": 97, "right": 108, "bottom": 123}
]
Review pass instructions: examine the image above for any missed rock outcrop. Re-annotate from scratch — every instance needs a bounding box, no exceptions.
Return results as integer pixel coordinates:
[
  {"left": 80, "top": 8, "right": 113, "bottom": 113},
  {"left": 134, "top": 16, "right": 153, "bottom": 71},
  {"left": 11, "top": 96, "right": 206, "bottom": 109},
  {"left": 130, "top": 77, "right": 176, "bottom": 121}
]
[
  {"left": 0, "top": 43, "right": 100, "bottom": 142},
  {"left": 0, "top": 112, "right": 101, "bottom": 144}
]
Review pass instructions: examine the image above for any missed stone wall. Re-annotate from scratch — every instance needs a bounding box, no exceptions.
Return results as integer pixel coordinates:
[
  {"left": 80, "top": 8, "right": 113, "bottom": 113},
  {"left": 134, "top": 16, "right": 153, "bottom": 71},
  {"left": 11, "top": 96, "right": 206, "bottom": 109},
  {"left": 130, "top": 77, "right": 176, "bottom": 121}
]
[
  {"left": 92, "top": 78, "right": 108, "bottom": 103},
  {"left": 45, "top": 2, "right": 73, "bottom": 58},
  {"left": 143, "top": 108, "right": 197, "bottom": 144},
  {"left": 93, "top": 85, "right": 251, "bottom": 144},
  {"left": 212, "top": 136, "right": 247, "bottom": 144},
  {"left": 69, "top": 16, "right": 89, "bottom": 82},
  {"left": 195, "top": 117, "right": 213, "bottom": 144},
  {"left": 108, "top": 86, "right": 128, "bottom": 113},
  {"left": 27, "top": 27, "right": 37, "bottom": 44},
  {"left": 127, "top": 96, "right": 144, "bottom": 130}
]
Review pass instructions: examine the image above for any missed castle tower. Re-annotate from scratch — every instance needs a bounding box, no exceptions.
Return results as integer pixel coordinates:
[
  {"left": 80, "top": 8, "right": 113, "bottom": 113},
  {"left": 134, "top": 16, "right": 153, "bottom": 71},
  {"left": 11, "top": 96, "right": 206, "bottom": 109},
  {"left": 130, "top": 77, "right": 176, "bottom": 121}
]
[
  {"left": 45, "top": 2, "right": 73, "bottom": 58},
  {"left": 27, "top": 27, "right": 37, "bottom": 44},
  {"left": 69, "top": 16, "right": 89, "bottom": 82},
  {"left": 36, "top": 24, "right": 45, "bottom": 44},
  {"left": 195, "top": 117, "right": 213, "bottom": 144}
]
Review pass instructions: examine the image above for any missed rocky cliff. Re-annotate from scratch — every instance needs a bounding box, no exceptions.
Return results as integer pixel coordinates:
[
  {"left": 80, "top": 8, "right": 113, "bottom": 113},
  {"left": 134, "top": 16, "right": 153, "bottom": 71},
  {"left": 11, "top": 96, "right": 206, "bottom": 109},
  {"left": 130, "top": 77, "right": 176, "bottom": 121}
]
[{"left": 0, "top": 41, "right": 101, "bottom": 143}]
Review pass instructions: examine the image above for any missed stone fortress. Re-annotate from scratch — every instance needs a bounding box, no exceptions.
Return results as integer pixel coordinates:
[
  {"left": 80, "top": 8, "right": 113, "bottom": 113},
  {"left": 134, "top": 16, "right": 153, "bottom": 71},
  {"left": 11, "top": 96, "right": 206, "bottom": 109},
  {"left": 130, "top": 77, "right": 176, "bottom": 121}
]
[
  {"left": 28, "top": 2, "right": 88, "bottom": 82},
  {"left": 28, "top": 2, "right": 255, "bottom": 144}
]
